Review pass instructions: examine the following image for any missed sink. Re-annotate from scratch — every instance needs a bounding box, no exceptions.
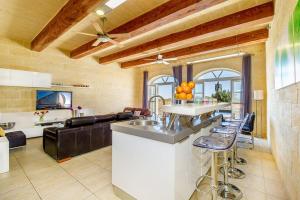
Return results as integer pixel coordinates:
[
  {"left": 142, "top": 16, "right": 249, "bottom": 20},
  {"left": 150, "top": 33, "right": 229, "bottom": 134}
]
[{"left": 128, "top": 120, "right": 158, "bottom": 126}]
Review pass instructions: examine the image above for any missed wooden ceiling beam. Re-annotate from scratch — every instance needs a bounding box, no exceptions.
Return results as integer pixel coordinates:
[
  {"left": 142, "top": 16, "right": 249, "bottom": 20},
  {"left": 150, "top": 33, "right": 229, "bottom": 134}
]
[
  {"left": 70, "top": 0, "right": 227, "bottom": 59},
  {"left": 31, "top": 0, "right": 103, "bottom": 51},
  {"left": 120, "top": 28, "right": 269, "bottom": 68},
  {"left": 100, "top": 2, "right": 273, "bottom": 64}
]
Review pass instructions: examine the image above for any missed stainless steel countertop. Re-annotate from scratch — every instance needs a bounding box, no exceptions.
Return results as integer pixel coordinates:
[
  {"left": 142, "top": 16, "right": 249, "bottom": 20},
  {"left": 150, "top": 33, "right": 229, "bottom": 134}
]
[{"left": 111, "top": 114, "right": 222, "bottom": 144}]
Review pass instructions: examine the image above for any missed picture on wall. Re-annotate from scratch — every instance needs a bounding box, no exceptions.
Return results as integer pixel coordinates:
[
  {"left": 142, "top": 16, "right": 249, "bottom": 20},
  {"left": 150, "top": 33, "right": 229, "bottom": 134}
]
[
  {"left": 275, "top": 0, "right": 300, "bottom": 89},
  {"left": 281, "top": 14, "right": 295, "bottom": 88},
  {"left": 274, "top": 49, "right": 282, "bottom": 89},
  {"left": 293, "top": 0, "right": 300, "bottom": 82}
]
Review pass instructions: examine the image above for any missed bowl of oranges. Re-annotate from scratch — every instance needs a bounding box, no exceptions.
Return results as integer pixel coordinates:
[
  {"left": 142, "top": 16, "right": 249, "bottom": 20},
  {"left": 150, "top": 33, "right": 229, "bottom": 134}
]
[{"left": 175, "top": 81, "right": 195, "bottom": 101}]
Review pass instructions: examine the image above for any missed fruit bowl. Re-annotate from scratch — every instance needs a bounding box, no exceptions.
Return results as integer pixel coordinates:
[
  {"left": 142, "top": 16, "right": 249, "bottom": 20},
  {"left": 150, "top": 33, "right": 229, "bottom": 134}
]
[
  {"left": 175, "top": 81, "right": 195, "bottom": 102},
  {"left": 0, "top": 122, "right": 16, "bottom": 130}
]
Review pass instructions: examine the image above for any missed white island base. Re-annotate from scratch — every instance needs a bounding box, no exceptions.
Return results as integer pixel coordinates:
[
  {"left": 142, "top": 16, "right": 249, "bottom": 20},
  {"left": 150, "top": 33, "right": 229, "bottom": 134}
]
[{"left": 112, "top": 119, "right": 221, "bottom": 200}]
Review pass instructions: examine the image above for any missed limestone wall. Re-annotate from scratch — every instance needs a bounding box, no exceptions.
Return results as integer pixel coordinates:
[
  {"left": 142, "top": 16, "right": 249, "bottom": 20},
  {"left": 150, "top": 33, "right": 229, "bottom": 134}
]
[
  {"left": 266, "top": 0, "right": 300, "bottom": 199},
  {"left": 0, "top": 38, "right": 140, "bottom": 114}
]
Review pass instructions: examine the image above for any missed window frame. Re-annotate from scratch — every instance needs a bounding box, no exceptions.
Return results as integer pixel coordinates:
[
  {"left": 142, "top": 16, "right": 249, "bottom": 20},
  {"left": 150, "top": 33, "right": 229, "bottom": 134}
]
[
  {"left": 194, "top": 69, "right": 242, "bottom": 119},
  {"left": 148, "top": 75, "right": 176, "bottom": 116}
]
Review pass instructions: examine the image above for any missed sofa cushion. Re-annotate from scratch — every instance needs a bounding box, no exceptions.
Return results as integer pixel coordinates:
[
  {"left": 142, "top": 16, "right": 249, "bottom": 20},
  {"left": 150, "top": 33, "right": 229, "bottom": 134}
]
[
  {"left": 123, "top": 107, "right": 151, "bottom": 117},
  {"left": 94, "top": 114, "right": 116, "bottom": 123},
  {"left": 116, "top": 112, "right": 133, "bottom": 121},
  {"left": 65, "top": 116, "right": 95, "bottom": 128}
]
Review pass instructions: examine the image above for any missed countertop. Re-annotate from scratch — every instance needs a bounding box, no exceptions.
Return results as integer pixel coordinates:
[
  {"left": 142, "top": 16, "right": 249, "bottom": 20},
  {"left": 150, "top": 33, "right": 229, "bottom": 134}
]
[
  {"left": 111, "top": 114, "right": 222, "bottom": 144},
  {"left": 161, "top": 102, "right": 230, "bottom": 116}
]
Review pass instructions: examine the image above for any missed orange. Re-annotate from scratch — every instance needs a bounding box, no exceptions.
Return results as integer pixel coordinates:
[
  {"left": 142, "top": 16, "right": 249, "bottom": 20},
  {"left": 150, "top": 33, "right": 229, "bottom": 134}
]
[
  {"left": 179, "top": 92, "right": 187, "bottom": 100},
  {"left": 181, "top": 81, "right": 188, "bottom": 88},
  {"left": 175, "top": 94, "right": 180, "bottom": 99},
  {"left": 186, "top": 93, "right": 193, "bottom": 100},
  {"left": 182, "top": 86, "right": 191, "bottom": 94},
  {"left": 176, "top": 86, "right": 183, "bottom": 94},
  {"left": 188, "top": 81, "right": 195, "bottom": 89}
]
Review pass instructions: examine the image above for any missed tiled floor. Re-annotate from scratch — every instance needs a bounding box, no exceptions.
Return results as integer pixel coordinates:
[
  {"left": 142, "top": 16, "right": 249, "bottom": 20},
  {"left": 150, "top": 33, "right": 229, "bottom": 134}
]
[{"left": 0, "top": 138, "right": 288, "bottom": 200}]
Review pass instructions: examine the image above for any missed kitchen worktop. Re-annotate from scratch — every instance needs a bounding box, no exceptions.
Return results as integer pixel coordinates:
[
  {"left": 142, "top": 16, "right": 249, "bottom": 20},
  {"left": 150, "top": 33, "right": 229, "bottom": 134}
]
[
  {"left": 111, "top": 114, "right": 222, "bottom": 144},
  {"left": 161, "top": 102, "right": 230, "bottom": 116}
]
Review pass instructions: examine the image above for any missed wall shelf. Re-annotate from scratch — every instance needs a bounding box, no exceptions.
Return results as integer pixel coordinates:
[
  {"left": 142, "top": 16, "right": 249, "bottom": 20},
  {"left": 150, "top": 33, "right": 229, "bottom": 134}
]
[{"left": 51, "top": 83, "right": 90, "bottom": 88}]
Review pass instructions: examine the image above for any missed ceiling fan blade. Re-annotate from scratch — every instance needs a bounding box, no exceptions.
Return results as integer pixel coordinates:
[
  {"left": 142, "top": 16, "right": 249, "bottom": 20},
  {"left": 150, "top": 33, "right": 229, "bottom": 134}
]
[
  {"left": 162, "top": 61, "right": 170, "bottom": 65},
  {"left": 164, "top": 58, "right": 177, "bottom": 61},
  {"left": 77, "top": 32, "right": 98, "bottom": 37},
  {"left": 92, "top": 39, "right": 102, "bottom": 47},
  {"left": 108, "top": 38, "right": 124, "bottom": 48},
  {"left": 92, "top": 22, "right": 104, "bottom": 34},
  {"left": 108, "top": 33, "right": 131, "bottom": 39}
]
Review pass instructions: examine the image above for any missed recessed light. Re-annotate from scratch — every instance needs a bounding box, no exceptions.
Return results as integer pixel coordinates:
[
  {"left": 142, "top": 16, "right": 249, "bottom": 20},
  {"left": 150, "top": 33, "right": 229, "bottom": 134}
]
[
  {"left": 105, "top": 0, "right": 126, "bottom": 9},
  {"left": 96, "top": 9, "right": 105, "bottom": 16}
]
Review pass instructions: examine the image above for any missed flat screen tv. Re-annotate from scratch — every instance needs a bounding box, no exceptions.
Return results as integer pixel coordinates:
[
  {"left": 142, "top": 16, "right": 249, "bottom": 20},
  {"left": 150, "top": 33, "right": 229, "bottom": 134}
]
[{"left": 36, "top": 90, "right": 72, "bottom": 110}]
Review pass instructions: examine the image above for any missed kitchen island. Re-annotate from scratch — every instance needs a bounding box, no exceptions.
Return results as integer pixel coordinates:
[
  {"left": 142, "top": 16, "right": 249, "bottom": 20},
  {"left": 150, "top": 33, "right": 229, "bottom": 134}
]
[{"left": 111, "top": 103, "right": 229, "bottom": 200}]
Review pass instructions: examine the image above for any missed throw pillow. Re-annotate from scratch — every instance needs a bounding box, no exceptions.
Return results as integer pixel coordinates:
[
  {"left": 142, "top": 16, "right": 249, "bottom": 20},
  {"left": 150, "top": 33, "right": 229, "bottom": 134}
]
[{"left": 0, "top": 127, "right": 5, "bottom": 137}]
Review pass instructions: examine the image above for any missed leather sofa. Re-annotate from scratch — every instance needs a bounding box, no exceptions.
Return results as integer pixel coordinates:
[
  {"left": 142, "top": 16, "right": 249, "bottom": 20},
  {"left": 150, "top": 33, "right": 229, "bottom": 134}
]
[
  {"left": 43, "top": 112, "right": 133, "bottom": 161},
  {"left": 123, "top": 107, "right": 151, "bottom": 117}
]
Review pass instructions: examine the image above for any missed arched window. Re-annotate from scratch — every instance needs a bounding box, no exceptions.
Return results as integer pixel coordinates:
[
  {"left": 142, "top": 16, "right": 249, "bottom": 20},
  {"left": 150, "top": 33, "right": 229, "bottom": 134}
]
[
  {"left": 148, "top": 75, "right": 176, "bottom": 117},
  {"left": 194, "top": 69, "right": 242, "bottom": 118}
]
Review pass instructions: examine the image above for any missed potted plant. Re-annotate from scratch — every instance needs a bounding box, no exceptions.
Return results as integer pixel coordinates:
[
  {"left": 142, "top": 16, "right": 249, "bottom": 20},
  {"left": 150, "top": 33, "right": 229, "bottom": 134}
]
[
  {"left": 71, "top": 106, "right": 83, "bottom": 117},
  {"left": 212, "top": 90, "right": 231, "bottom": 103},
  {"left": 34, "top": 110, "right": 49, "bottom": 122}
]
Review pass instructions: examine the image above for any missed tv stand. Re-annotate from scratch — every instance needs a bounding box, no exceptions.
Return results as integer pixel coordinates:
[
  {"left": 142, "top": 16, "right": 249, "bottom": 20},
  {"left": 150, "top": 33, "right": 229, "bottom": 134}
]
[{"left": 34, "top": 120, "right": 65, "bottom": 127}]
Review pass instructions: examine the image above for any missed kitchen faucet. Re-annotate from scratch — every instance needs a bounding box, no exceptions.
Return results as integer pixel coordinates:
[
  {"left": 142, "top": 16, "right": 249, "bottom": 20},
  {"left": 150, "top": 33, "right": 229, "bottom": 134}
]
[{"left": 148, "top": 95, "right": 166, "bottom": 122}]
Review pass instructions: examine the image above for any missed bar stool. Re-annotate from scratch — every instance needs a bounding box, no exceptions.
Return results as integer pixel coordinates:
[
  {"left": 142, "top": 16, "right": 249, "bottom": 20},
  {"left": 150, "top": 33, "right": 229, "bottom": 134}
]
[
  {"left": 221, "top": 118, "right": 248, "bottom": 165},
  {"left": 193, "top": 129, "right": 242, "bottom": 199},
  {"left": 214, "top": 115, "right": 249, "bottom": 179}
]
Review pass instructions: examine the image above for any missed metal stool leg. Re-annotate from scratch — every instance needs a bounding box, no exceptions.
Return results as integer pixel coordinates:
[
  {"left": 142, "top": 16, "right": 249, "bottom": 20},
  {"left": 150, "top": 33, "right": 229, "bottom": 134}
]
[
  {"left": 211, "top": 151, "right": 219, "bottom": 200},
  {"left": 220, "top": 146, "right": 246, "bottom": 179},
  {"left": 234, "top": 145, "right": 247, "bottom": 165},
  {"left": 218, "top": 151, "right": 243, "bottom": 200}
]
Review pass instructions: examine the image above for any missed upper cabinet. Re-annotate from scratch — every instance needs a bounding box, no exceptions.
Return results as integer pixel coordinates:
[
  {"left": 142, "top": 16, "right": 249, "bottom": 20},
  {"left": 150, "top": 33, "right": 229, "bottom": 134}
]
[{"left": 0, "top": 68, "right": 52, "bottom": 88}]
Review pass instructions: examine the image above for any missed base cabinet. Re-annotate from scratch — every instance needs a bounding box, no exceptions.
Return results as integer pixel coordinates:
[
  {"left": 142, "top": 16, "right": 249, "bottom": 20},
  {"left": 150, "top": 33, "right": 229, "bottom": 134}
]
[{"left": 0, "top": 137, "right": 9, "bottom": 173}]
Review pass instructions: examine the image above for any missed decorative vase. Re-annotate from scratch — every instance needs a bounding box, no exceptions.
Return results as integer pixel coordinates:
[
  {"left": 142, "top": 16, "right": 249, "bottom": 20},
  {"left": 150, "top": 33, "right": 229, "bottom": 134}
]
[
  {"left": 181, "top": 100, "right": 187, "bottom": 105},
  {"left": 39, "top": 116, "right": 44, "bottom": 122}
]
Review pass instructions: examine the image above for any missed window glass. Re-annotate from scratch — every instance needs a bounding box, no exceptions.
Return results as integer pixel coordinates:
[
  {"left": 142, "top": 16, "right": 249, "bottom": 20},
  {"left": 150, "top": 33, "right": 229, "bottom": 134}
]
[
  {"left": 152, "top": 76, "right": 175, "bottom": 84},
  {"left": 194, "top": 69, "right": 242, "bottom": 119},
  {"left": 195, "top": 83, "right": 203, "bottom": 93},
  {"left": 199, "top": 72, "right": 215, "bottom": 80},
  {"left": 197, "top": 70, "right": 240, "bottom": 80},
  {"left": 204, "top": 81, "right": 217, "bottom": 97},
  {"left": 157, "top": 84, "right": 173, "bottom": 100},
  {"left": 148, "top": 76, "right": 176, "bottom": 117},
  {"left": 220, "top": 70, "right": 240, "bottom": 78},
  {"left": 233, "top": 80, "right": 242, "bottom": 92}
]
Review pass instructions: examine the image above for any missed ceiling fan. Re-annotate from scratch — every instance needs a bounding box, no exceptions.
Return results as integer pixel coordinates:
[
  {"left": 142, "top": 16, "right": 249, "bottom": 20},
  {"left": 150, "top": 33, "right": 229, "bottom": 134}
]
[
  {"left": 144, "top": 54, "right": 177, "bottom": 65},
  {"left": 77, "top": 17, "right": 131, "bottom": 47}
]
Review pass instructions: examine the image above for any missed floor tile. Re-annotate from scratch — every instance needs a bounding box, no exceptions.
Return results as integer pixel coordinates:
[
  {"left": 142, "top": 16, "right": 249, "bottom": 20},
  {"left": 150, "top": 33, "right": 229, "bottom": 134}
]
[
  {"left": 0, "top": 137, "right": 288, "bottom": 200},
  {"left": 85, "top": 194, "right": 100, "bottom": 200},
  {"left": 0, "top": 169, "right": 30, "bottom": 194},
  {"left": 28, "top": 166, "right": 77, "bottom": 196},
  {"left": 78, "top": 170, "right": 111, "bottom": 193},
  {"left": 264, "top": 178, "right": 288, "bottom": 199},
  {"left": 94, "top": 185, "right": 121, "bottom": 200},
  {"left": 41, "top": 181, "right": 92, "bottom": 200},
  {"left": 243, "top": 187, "right": 267, "bottom": 200},
  {"left": 0, "top": 184, "right": 40, "bottom": 200}
]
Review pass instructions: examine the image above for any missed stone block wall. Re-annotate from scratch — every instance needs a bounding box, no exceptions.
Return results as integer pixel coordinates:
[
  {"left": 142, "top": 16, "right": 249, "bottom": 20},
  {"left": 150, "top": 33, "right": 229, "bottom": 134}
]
[
  {"left": 0, "top": 38, "right": 140, "bottom": 114},
  {"left": 266, "top": 0, "right": 300, "bottom": 199}
]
